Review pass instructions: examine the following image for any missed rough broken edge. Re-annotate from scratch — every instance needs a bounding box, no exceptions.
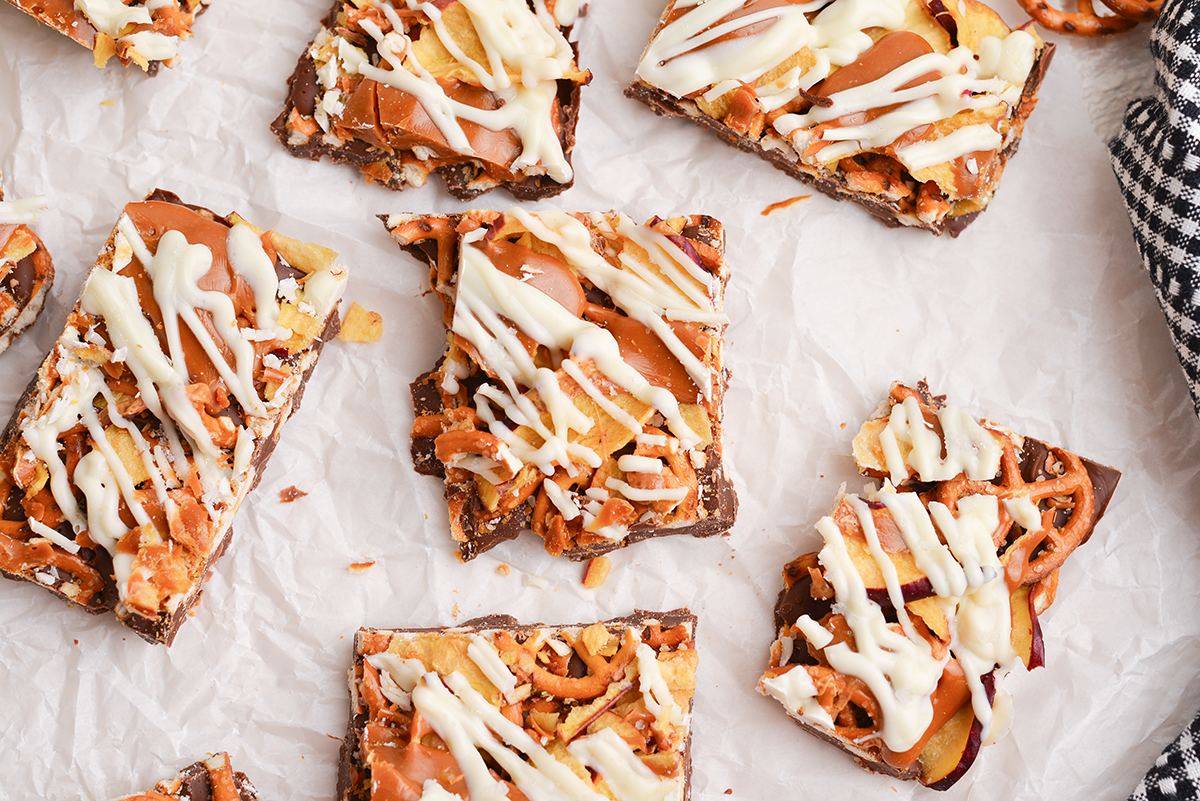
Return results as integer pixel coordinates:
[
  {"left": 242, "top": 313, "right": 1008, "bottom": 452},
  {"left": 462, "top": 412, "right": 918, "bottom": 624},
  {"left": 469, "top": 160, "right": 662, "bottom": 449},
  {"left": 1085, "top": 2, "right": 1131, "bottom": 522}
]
[
  {"left": 0, "top": 186, "right": 54, "bottom": 354},
  {"left": 336, "top": 607, "right": 697, "bottom": 801},
  {"left": 385, "top": 212, "right": 738, "bottom": 562},
  {"left": 765, "top": 397, "right": 1121, "bottom": 779},
  {"left": 112, "top": 753, "right": 259, "bottom": 801},
  {"left": 1, "top": 0, "right": 211, "bottom": 76},
  {"left": 625, "top": 31, "right": 1056, "bottom": 237},
  {"left": 0, "top": 190, "right": 342, "bottom": 645},
  {"left": 269, "top": 0, "right": 586, "bottom": 201}
]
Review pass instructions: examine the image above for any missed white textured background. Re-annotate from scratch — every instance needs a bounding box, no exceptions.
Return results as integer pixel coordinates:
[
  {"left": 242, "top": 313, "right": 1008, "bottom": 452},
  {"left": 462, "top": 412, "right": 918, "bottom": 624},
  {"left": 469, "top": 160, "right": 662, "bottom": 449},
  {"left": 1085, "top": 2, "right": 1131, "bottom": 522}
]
[{"left": 0, "top": 2, "right": 1193, "bottom": 799}]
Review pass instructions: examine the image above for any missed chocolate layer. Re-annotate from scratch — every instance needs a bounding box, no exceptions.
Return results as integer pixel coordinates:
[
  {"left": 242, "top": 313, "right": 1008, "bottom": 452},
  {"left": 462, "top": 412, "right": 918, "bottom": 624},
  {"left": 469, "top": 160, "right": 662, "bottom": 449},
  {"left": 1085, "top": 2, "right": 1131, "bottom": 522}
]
[
  {"left": 338, "top": 608, "right": 698, "bottom": 801},
  {"left": 625, "top": 36, "right": 1055, "bottom": 237},
  {"left": 0, "top": 191, "right": 343, "bottom": 645},
  {"left": 271, "top": 0, "right": 586, "bottom": 201},
  {"left": 391, "top": 212, "right": 737, "bottom": 562}
]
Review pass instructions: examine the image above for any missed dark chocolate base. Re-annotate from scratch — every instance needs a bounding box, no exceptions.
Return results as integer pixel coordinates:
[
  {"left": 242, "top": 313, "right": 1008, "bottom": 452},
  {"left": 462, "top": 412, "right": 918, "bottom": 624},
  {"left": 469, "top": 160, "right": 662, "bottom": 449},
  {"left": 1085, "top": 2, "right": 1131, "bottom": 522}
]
[
  {"left": 408, "top": 360, "right": 736, "bottom": 563},
  {"left": 170, "top": 758, "right": 259, "bottom": 801},
  {"left": 625, "top": 43, "right": 1055, "bottom": 237},
  {"left": 338, "top": 608, "right": 698, "bottom": 801},
  {"left": 0, "top": 193, "right": 343, "bottom": 645},
  {"left": 270, "top": 0, "right": 583, "bottom": 202}
]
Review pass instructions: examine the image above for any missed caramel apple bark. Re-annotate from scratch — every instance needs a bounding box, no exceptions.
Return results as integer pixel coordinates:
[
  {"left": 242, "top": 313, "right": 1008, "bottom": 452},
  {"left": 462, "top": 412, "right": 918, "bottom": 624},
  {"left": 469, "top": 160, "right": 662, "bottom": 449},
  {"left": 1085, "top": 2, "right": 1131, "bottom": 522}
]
[
  {"left": 338, "top": 610, "right": 698, "bottom": 801},
  {"left": 0, "top": 190, "right": 347, "bottom": 644},
  {"left": 385, "top": 209, "right": 737, "bottom": 561},
  {"left": 272, "top": 0, "right": 590, "bottom": 201},
  {"left": 3, "top": 0, "right": 209, "bottom": 73},
  {"left": 627, "top": 0, "right": 1055, "bottom": 236},
  {"left": 112, "top": 753, "right": 259, "bottom": 801},
  {"left": 0, "top": 184, "right": 53, "bottom": 354},
  {"left": 758, "top": 383, "right": 1120, "bottom": 789}
]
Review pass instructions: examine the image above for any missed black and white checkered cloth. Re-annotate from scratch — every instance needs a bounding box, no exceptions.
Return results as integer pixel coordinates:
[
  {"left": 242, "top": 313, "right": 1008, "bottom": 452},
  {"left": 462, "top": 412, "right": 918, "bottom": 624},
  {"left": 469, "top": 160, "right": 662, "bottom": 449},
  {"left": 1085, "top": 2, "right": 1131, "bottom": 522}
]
[
  {"left": 1109, "top": 3, "right": 1200, "bottom": 799},
  {"left": 1129, "top": 712, "right": 1200, "bottom": 801},
  {"left": 1109, "top": 0, "right": 1200, "bottom": 419}
]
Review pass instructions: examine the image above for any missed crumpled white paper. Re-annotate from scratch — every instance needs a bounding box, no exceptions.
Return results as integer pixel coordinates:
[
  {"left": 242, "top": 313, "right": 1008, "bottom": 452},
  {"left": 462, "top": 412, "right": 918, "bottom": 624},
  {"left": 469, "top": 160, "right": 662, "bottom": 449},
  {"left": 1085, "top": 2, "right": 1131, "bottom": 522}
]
[{"left": 0, "top": 2, "right": 1195, "bottom": 799}]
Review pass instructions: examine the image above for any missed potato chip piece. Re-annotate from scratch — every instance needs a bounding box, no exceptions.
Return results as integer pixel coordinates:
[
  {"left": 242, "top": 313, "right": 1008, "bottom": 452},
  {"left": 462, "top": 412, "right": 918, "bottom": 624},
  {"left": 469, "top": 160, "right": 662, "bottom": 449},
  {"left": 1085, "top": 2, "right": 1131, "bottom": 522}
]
[
  {"left": 338, "top": 301, "right": 383, "bottom": 343},
  {"left": 278, "top": 302, "right": 323, "bottom": 353},
  {"left": 106, "top": 426, "right": 151, "bottom": 487}
]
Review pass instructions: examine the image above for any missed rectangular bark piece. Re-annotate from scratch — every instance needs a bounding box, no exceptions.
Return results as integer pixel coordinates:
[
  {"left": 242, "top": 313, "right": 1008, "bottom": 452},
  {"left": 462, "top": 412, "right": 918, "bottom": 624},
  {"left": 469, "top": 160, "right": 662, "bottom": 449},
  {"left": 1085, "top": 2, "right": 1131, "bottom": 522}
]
[
  {"left": 112, "top": 752, "right": 259, "bottom": 801},
  {"left": 384, "top": 209, "right": 737, "bottom": 561},
  {"left": 338, "top": 608, "right": 698, "bottom": 801},
  {"left": 758, "top": 381, "right": 1120, "bottom": 789},
  {"left": 2, "top": 0, "right": 210, "bottom": 73},
  {"left": 627, "top": 0, "right": 1056, "bottom": 236},
  {"left": 0, "top": 190, "right": 347, "bottom": 644},
  {"left": 271, "top": 0, "right": 589, "bottom": 201}
]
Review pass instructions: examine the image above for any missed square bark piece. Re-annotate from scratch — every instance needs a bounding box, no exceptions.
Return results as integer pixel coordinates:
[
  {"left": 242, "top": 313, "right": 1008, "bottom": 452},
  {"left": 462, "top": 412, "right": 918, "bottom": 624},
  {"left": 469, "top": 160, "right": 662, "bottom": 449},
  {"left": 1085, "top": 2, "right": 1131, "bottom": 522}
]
[
  {"left": 627, "top": 0, "right": 1056, "bottom": 235},
  {"left": 2, "top": 0, "right": 209, "bottom": 73},
  {"left": 758, "top": 381, "right": 1120, "bottom": 789},
  {"left": 271, "top": 0, "right": 589, "bottom": 200},
  {"left": 385, "top": 209, "right": 737, "bottom": 561},
  {"left": 0, "top": 190, "right": 347, "bottom": 644},
  {"left": 113, "top": 753, "right": 259, "bottom": 801},
  {"left": 338, "top": 609, "right": 698, "bottom": 801}
]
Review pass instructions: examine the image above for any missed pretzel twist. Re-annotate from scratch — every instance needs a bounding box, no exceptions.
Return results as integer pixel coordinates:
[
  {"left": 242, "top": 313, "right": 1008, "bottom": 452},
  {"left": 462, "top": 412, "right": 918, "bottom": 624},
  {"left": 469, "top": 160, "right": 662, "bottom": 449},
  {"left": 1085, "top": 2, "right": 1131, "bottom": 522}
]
[
  {"left": 934, "top": 437, "right": 1095, "bottom": 586},
  {"left": 1097, "top": 0, "right": 1162, "bottom": 22},
  {"left": 1016, "top": 0, "right": 1138, "bottom": 35}
]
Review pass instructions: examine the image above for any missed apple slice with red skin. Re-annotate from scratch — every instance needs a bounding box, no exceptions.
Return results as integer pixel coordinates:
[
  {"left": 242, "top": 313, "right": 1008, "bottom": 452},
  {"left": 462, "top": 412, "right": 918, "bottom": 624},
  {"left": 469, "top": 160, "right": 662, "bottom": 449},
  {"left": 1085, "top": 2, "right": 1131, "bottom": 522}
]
[
  {"left": 842, "top": 527, "right": 936, "bottom": 607},
  {"left": 918, "top": 702, "right": 982, "bottom": 790},
  {"left": 1009, "top": 584, "right": 1045, "bottom": 669}
]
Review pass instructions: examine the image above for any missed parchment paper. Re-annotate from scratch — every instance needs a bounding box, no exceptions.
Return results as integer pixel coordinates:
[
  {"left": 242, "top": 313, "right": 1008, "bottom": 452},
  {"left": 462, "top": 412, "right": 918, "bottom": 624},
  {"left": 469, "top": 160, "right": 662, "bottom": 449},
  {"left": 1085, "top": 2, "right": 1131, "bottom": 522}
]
[{"left": 0, "top": 2, "right": 1195, "bottom": 799}]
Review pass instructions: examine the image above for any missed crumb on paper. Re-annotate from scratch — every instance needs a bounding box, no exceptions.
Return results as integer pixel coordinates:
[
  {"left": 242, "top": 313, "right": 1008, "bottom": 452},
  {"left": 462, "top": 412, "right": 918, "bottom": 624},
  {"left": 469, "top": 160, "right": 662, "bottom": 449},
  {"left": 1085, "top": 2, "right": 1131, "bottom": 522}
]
[
  {"left": 496, "top": 564, "right": 511, "bottom": 576},
  {"left": 522, "top": 573, "right": 550, "bottom": 590},
  {"left": 582, "top": 556, "right": 611, "bottom": 589},
  {"left": 100, "top": 99, "right": 116, "bottom": 108},
  {"left": 840, "top": 422, "right": 847, "bottom": 429},
  {"left": 279, "top": 485, "right": 308, "bottom": 503},
  {"left": 724, "top": 791, "right": 733, "bottom": 796},
  {"left": 760, "top": 195, "right": 811, "bottom": 216},
  {"left": 349, "top": 560, "right": 376, "bottom": 573},
  {"left": 452, "top": 603, "right": 462, "bottom": 618},
  {"left": 339, "top": 301, "right": 384, "bottom": 343}
]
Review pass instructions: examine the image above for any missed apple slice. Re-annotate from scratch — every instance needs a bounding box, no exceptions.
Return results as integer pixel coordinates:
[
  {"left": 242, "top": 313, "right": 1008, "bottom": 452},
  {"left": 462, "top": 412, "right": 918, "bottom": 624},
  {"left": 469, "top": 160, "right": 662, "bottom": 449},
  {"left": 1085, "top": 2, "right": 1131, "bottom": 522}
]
[
  {"left": 843, "top": 532, "right": 936, "bottom": 607},
  {"left": 1010, "top": 584, "right": 1045, "bottom": 669},
  {"left": 918, "top": 703, "right": 982, "bottom": 790}
]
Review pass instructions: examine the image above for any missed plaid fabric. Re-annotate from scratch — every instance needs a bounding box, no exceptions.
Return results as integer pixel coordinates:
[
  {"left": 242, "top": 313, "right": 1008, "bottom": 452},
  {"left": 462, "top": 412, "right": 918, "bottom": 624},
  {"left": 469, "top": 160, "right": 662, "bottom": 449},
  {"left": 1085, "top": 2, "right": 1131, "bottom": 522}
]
[
  {"left": 1110, "top": 3, "right": 1200, "bottom": 798},
  {"left": 1108, "top": 0, "right": 1200, "bottom": 418},
  {"left": 1130, "top": 713, "right": 1200, "bottom": 801}
]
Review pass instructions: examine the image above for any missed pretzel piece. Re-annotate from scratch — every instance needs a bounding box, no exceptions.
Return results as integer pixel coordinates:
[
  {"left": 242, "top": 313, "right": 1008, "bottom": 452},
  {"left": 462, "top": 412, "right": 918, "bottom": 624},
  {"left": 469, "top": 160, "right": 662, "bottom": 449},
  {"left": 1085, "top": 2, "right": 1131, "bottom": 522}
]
[
  {"left": 1016, "top": 0, "right": 1137, "bottom": 35},
  {"left": 933, "top": 437, "right": 1095, "bottom": 586},
  {"left": 1097, "top": 0, "right": 1161, "bottom": 22}
]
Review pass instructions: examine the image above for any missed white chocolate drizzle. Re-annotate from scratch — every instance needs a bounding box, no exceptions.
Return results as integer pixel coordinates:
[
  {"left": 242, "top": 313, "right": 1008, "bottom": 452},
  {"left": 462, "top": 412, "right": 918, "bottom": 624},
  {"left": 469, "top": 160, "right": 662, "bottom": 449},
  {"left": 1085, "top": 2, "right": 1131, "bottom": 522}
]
[
  {"left": 767, "top": 483, "right": 1031, "bottom": 752},
  {"left": 568, "top": 727, "right": 680, "bottom": 801},
  {"left": 467, "top": 633, "right": 520, "bottom": 698},
  {"left": 74, "top": 0, "right": 184, "bottom": 63},
  {"left": 445, "top": 209, "right": 725, "bottom": 537},
  {"left": 878, "top": 395, "right": 1002, "bottom": 484},
  {"left": 637, "top": 0, "right": 1038, "bottom": 183},
  {"left": 316, "top": 0, "right": 580, "bottom": 182},
  {"left": 16, "top": 206, "right": 342, "bottom": 610},
  {"left": 0, "top": 195, "right": 48, "bottom": 224},
  {"left": 412, "top": 671, "right": 612, "bottom": 801}
]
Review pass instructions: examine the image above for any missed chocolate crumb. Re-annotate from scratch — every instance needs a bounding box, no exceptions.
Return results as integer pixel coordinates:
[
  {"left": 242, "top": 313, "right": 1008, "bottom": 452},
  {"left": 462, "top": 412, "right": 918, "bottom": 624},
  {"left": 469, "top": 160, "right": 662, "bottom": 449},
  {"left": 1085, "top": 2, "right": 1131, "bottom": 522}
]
[{"left": 279, "top": 485, "right": 308, "bottom": 503}]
